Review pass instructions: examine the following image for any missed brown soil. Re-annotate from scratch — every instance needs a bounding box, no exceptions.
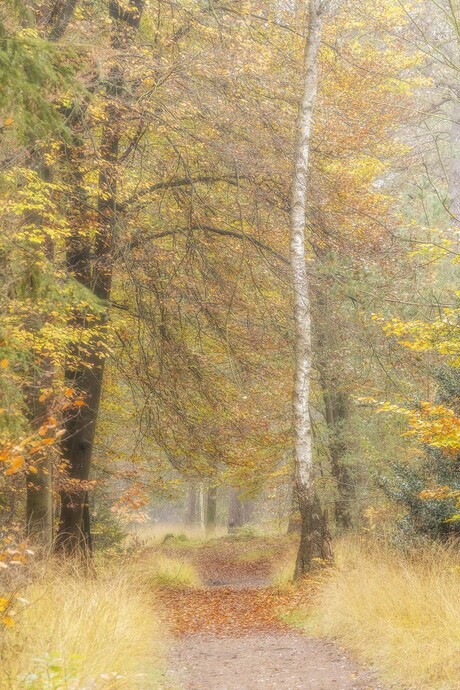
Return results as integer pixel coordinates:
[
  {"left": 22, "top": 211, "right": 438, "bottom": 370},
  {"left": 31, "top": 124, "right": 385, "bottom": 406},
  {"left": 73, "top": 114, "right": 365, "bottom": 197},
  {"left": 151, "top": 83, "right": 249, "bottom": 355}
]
[
  {"left": 159, "top": 538, "right": 390, "bottom": 690},
  {"left": 165, "top": 633, "right": 388, "bottom": 690}
]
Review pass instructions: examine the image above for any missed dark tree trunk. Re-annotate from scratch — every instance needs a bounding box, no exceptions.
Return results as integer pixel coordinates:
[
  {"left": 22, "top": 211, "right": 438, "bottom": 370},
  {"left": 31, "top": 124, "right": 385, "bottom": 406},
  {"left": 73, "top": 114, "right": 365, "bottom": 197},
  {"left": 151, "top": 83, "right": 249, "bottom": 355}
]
[
  {"left": 20, "top": 0, "right": 80, "bottom": 547},
  {"left": 323, "top": 386, "right": 353, "bottom": 531},
  {"left": 47, "top": 0, "right": 79, "bottom": 40},
  {"left": 228, "top": 488, "right": 253, "bottom": 531},
  {"left": 55, "top": 109, "right": 96, "bottom": 554},
  {"left": 55, "top": 359, "right": 103, "bottom": 553},
  {"left": 294, "top": 487, "right": 332, "bottom": 579},
  {"left": 25, "top": 378, "right": 54, "bottom": 545},
  {"left": 25, "top": 368, "right": 54, "bottom": 544},
  {"left": 55, "top": 0, "right": 145, "bottom": 554}
]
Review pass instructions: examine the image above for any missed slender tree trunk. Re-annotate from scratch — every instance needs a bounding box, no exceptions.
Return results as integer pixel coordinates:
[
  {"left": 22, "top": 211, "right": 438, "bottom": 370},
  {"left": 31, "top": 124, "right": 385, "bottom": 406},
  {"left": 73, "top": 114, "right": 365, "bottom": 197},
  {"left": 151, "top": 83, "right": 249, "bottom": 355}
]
[
  {"left": 186, "top": 485, "right": 199, "bottom": 524},
  {"left": 228, "top": 487, "right": 253, "bottom": 531},
  {"left": 315, "top": 287, "right": 353, "bottom": 531},
  {"left": 228, "top": 487, "right": 243, "bottom": 532},
  {"left": 322, "top": 384, "right": 353, "bottom": 530},
  {"left": 448, "top": 0, "right": 460, "bottom": 227},
  {"left": 206, "top": 486, "right": 217, "bottom": 535},
  {"left": 290, "top": 0, "right": 332, "bottom": 578},
  {"left": 186, "top": 483, "right": 208, "bottom": 528},
  {"left": 198, "top": 484, "right": 205, "bottom": 531},
  {"left": 449, "top": 96, "right": 460, "bottom": 257},
  {"left": 25, "top": 369, "right": 54, "bottom": 545}
]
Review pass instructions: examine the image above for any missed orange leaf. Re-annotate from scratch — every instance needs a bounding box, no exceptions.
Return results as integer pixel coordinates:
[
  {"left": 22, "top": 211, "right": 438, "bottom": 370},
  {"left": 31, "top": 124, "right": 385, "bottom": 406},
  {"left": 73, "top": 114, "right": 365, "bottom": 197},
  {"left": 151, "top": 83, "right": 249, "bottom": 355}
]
[
  {"left": 0, "top": 359, "right": 8, "bottom": 369},
  {"left": 74, "top": 399, "right": 86, "bottom": 407},
  {"left": 5, "top": 456, "right": 24, "bottom": 475},
  {"left": 2, "top": 616, "right": 15, "bottom": 628}
]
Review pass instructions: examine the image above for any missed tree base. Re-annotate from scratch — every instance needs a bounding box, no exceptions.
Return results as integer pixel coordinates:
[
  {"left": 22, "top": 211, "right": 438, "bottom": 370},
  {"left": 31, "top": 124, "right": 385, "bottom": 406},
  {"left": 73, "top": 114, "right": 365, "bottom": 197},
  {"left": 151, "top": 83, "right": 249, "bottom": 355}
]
[{"left": 294, "top": 490, "right": 332, "bottom": 579}]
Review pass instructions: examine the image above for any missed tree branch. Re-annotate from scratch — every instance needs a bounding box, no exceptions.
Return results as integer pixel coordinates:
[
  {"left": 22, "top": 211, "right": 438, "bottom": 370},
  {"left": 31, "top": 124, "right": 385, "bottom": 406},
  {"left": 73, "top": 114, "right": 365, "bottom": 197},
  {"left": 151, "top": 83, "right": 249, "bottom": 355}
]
[
  {"left": 130, "top": 224, "right": 289, "bottom": 264},
  {"left": 120, "top": 176, "right": 244, "bottom": 211}
]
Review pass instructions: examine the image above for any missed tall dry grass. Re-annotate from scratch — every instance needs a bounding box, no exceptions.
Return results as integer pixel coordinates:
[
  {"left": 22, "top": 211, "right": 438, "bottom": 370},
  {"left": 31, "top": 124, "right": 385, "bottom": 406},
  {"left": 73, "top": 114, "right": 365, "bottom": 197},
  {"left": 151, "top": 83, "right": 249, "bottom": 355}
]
[
  {"left": 0, "top": 558, "right": 164, "bottom": 689},
  {"left": 310, "top": 537, "right": 460, "bottom": 690}
]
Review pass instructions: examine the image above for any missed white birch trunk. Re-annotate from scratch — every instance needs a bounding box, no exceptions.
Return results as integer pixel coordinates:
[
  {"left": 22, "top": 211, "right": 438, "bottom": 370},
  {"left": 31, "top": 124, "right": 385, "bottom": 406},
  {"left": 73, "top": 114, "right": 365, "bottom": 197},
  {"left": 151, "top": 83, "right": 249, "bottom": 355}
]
[
  {"left": 291, "top": 0, "right": 321, "bottom": 502},
  {"left": 290, "top": 0, "right": 331, "bottom": 577}
]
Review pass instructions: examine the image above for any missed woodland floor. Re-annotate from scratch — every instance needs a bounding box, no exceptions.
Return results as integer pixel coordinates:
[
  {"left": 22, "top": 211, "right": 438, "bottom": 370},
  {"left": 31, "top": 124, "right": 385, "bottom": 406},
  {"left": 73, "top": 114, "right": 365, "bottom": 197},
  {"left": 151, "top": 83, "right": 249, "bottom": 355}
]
[{"left": 157, "top": 536, "right": 390, "bottom": 690}]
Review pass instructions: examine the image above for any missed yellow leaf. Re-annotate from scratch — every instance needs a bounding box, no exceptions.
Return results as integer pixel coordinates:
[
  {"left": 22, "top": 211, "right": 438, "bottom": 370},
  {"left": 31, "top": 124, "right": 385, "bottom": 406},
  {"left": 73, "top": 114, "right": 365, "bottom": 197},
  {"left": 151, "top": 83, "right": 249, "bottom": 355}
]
[
  {"left": 0, "top": 597, "right": 9, "bottom": 612},
  {"left": 2, "top": 616, "right": 15, "bottom": 627},
  {"left": 5, "top": 456, "right": 24, "bottom": 474},
  {"left": 0, "top": 359, "right": 8, "bottom": 369},
  {"left": 4, "top": 118, "right": 13, "bottom": 127}
]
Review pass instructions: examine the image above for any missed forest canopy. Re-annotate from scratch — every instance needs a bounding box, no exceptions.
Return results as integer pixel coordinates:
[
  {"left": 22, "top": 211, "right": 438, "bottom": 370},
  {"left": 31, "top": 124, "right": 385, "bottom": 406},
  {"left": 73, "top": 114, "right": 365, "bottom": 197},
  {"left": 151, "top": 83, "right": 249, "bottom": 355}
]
[{"left": 0, "top": 0, "right": 459, "bottom": 577}]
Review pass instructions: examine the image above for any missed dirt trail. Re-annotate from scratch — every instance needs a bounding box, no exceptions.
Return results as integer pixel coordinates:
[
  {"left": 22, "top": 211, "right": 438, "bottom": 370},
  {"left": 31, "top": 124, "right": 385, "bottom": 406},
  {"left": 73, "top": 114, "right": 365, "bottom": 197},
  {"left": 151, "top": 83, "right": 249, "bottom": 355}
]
[{"left": 160, "top": 539, "right": 387, "bottom": 690}]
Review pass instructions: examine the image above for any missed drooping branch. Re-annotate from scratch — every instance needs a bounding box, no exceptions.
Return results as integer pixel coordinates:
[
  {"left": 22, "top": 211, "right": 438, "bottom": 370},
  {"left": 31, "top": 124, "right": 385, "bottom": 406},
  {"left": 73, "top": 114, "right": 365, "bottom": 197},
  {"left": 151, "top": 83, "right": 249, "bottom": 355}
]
[
  {"left": 120, "top": 176, "right": 244, "bottom": 211},
  {"left": 130, "top": 224, "right": 289, "bottom": 265}
]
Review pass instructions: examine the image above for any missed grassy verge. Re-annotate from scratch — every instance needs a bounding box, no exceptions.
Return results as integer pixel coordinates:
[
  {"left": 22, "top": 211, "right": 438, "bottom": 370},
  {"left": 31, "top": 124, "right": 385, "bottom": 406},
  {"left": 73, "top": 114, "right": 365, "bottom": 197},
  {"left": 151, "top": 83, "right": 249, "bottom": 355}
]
[
  {"left": 0, "top": 557, "right": 165, "bottom": 689},
  {"left": 294, "top": 537, "right": 460, "bottom": 690}
]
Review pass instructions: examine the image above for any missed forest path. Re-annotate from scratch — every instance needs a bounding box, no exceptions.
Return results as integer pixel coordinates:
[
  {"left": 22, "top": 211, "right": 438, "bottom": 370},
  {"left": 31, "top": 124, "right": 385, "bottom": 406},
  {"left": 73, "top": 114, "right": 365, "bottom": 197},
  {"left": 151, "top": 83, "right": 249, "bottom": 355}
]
[{"left": 159, "top": 537, "right": 387, "bottom": 690}]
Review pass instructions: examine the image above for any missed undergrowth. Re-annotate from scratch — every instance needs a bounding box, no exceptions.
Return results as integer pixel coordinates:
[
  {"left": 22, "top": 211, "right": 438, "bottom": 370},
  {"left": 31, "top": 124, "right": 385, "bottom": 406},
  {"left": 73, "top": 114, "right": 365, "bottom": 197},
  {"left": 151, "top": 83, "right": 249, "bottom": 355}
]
[
  {"left": 301, "top": 537, "right": 460, "bottom": 690},
  {"left": 0, "top": 558, "right": 164, "bottom": 689}
]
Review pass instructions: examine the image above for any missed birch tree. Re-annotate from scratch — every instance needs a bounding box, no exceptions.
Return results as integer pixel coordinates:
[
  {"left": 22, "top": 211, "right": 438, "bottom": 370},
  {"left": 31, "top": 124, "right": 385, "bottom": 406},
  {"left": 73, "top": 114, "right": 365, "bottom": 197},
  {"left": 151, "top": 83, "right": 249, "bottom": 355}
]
[{"left": 290, "top": 0, "right": 332, "bottom": 578}]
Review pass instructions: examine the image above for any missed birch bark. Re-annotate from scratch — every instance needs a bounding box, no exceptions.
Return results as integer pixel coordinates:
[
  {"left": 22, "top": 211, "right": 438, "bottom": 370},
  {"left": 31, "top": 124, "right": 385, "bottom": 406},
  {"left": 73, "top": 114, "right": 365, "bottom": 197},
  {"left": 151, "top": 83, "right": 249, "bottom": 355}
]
[{"left": 290, "top": 0, "right": 332, "bottom": 578}]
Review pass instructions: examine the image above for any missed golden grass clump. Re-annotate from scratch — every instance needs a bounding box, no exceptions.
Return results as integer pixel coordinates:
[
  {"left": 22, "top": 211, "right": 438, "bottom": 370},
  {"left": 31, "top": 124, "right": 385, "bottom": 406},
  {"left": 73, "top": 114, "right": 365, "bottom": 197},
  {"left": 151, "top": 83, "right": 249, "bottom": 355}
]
[
  {"left": 310, "top": 537, "right": 460, "bottom": 690},
  {"left": 141, "top": 554, "right": 201, "bottom": 588},
  {"left": 0, "top": 560, "right": 163, "bottom": 689}
]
